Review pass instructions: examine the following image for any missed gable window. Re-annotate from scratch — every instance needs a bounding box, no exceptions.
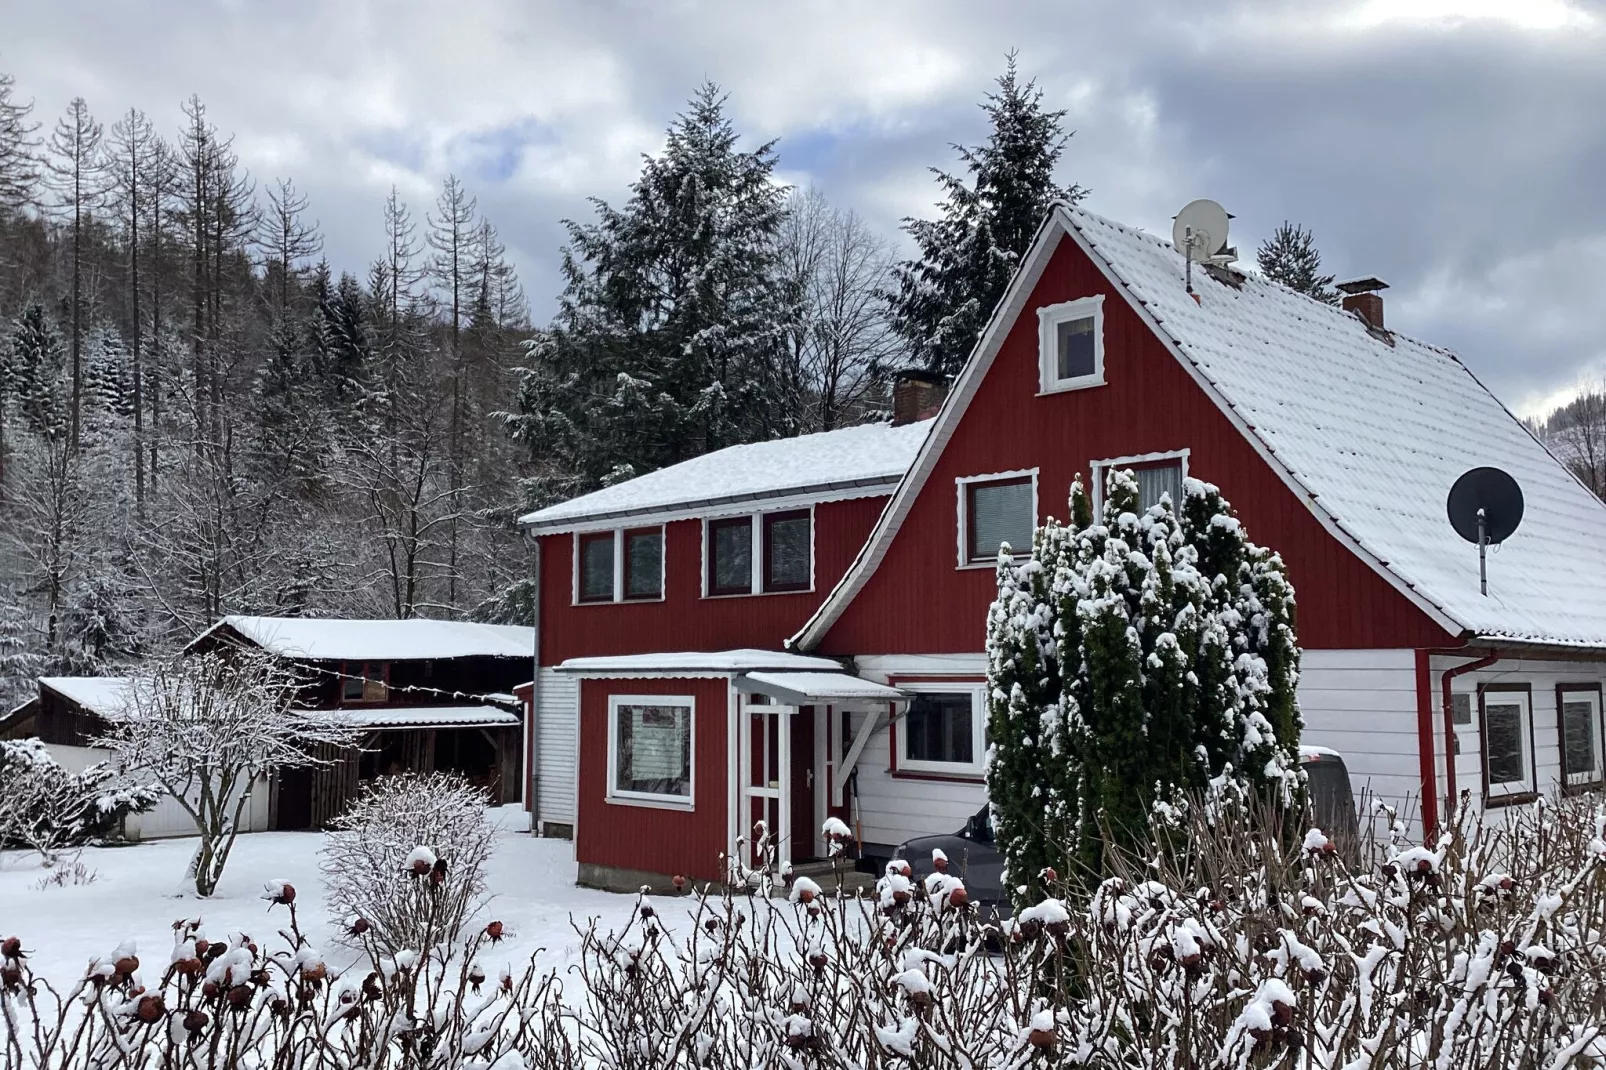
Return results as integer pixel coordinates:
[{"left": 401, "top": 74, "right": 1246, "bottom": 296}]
[
  {"left": 574, "top": 526, "right": 665, "bottom": 603},
  {"left": 1037, "top": 295, "right": 1105, "bottom": 393},
  {"left": 704, "top": 508, "right": 815, "bottom": 597},
  {"left": 608, "top": 695, "right": 694, "bottom": 808},
  {"left": 897, "top": 686, "right": 986, "bottom": 777},
  {"left": 1480, "top": 686, "right": 1535, "bottom": 802},
  {"left": 341, "top": 661, "right": 388, "bottom": 704},
  {"left": 1091, "top": 451, "right": 1190, "bottom": 519},
  {"left": 1557, "top": 685, "right": 1603, "bottom": 791},
  {"left": 957, "top": 471, "right": 1037, "bottom": 567}
]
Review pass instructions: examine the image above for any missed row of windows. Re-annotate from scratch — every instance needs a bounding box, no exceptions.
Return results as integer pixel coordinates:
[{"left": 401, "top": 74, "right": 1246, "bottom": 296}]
[
  {"left": 1452, "top": 685, "right": 1605, "bottom": 800},
  {"left": 957, "top": 455, "right": 1188, "bottom": 565},
  {"left": 574, "top": 509, "right": 814, "bottom": 604}
]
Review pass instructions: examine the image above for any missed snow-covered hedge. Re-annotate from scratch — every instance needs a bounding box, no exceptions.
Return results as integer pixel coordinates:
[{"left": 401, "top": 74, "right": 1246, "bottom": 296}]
[{"left": 3, "top": 797, "right": 1606, "bottom": 1067}]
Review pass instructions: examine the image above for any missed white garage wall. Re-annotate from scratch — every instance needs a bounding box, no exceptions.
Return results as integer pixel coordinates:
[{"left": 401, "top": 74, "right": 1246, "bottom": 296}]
[{"left": 42, "top": 743, "right": 272, "bottom": 841}]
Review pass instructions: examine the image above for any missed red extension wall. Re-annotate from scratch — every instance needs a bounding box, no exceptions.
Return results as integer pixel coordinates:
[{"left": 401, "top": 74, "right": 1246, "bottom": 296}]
[
  {"left": 576, "top": 676, "right": 730, "bottom": 883},
  {"left": 814, "top": 237, "right": 1458, "bottom": 656}
]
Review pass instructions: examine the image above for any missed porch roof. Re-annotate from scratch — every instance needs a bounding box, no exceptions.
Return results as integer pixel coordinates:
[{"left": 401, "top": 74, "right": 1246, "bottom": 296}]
[
  {"left": 734, "top": 671, "right": 906, "bottom": 705},
  {"left": 555, "top": 649, "right": 844, "bottom": 676},
  {"left": 335, "top": 705, "right": 520, "bottom": 729}
]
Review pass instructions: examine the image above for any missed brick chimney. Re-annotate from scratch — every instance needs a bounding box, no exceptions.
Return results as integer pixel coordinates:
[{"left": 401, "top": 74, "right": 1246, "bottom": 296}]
[
  {"left": 891, "top": 369, "right": 948, "bottom": 426},
  {"left": 1336, "top": 276, "right": 1389, "bottom": 332}
]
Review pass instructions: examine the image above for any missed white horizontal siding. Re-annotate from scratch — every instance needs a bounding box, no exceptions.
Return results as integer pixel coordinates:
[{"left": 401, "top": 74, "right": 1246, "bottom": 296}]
[
  {"left": 42, "top": 743, "right": 271, "bottom": 841},
  {"left": 1296, "top": 649, "right": 1421, "bottom": 805},
  {"left": 531, "top": 668, "right": 578, "bottom": 828}
]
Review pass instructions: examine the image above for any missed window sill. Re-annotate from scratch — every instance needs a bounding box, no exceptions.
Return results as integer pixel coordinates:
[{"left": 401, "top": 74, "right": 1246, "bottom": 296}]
[
  {"left": 957, "top": 558, "right": 1030, "bottom": 571},
  {"left": 892, "top": 767, "right": 986, "bottom": 784},
  {"left": 572, "top": 595, "right": 667, "bottom": 606},
  {"left": 1037, "top": 376, "right": 1106, "bottom": 397},
  {"left": 702, "top": 588, "right": 816, "bottom": 600},
  {"left": 605, "top": 793, "right": 696, "bottom": 813},
  {"left": 1483, "top": 790, "right": 1539, "bottom": 809}
]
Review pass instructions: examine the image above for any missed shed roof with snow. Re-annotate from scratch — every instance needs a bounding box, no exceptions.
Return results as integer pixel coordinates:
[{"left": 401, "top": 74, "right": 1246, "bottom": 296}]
[
  {"left": 38, "top": 676, "right": 134, "bottom": 719},
  {"left": 189, "top": 616, "right": 535, "bottom": 662},
  {"left": 517, "top": 419, "right": 933, "bottom": 533}
]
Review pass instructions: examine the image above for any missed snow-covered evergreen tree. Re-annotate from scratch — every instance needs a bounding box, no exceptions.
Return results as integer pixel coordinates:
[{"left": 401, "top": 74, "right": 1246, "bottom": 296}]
[
  {"left": 987, "top": 469, "right": 1301, "bottom": 900},
  {"left": 8, "top": 304, "right": 68, "bottom": 441},
  {"left": 886, "top": 54, "right": 1085, "bottom": 378},
  {"left": 1255, "top": 221, "right": 1339, "bottom": 304},
  {"left": 506, "top": 81, "right": 800, "bottom": 502},
  {"left": 0, "top": 594, "right": 44, "bottom": 711}
]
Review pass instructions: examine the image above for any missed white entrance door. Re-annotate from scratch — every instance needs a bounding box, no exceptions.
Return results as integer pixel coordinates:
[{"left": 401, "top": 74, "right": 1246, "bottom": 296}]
[{"left": 737, "top": 696, "right": 794, "bottom": 872}]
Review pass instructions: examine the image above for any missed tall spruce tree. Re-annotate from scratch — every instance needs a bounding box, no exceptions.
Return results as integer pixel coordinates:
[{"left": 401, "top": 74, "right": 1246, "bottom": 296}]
[
  {"left": 887, "top": 54, "right": 1085, "bottom": 378},
  {"left": 1256, "top": 221, "right": 1339, "bottom": 303},
  {"left": 987, "top": 469, "right": 1301, "bottom": 901},
  {"left": 508, "top": 81, "right": 798, "bottom": 500}
]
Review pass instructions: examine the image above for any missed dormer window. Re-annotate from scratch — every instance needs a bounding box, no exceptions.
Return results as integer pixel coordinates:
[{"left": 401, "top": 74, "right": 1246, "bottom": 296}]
[{"left": 1038, "top": 295, "right": 1105, "bottom": 393}]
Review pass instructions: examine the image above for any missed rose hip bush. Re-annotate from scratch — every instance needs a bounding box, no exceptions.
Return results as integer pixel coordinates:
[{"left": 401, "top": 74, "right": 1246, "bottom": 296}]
[{"left": 2, "top": 795, "right": 1605, "bottom": 1068}]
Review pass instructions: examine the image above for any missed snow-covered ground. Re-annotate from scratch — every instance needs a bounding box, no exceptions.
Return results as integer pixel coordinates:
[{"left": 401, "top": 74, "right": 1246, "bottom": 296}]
[{"left": 0, "top": 808, "right": 636, "bottom": 989}]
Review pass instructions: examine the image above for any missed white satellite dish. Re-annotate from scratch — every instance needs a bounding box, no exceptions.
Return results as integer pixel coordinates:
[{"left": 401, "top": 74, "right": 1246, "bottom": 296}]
[{"left": 1172, "top": 199, "right": 1231, "bottom": 263}]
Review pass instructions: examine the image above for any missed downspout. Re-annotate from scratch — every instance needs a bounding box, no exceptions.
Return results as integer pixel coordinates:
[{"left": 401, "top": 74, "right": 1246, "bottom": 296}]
[
  {"left": 524, "top": 532, "right": 542, "bottom": 835},
  {"left": 1415, "top": 651, "right": 1438, "bottom": 837},
  {"left": 1439, "top": 649, "right": 1500, "bottom": 829}
]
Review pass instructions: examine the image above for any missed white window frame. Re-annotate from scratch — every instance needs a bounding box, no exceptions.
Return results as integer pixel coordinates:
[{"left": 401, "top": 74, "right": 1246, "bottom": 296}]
[
  {"left": 1480, "top": 688, "right": 1535, "bottom": 800},
  {"left": 572, "top": 526, "right": 666, "bottom": 605},
  {"left": 606, "top": 694, "right": 696, "bottom": 811},
  {"left": 1557, "top": 685, "right": 1604, "bottom": 791},
  {"left": 700, "top": 505, "right": 816, "bottom": 598},
  {"left": 1038, "top": 294, "right": 1106, "bottom": 394},
  {"left": 955, "top": 468, "right": 1039, "bottom": 570},
  {"left": 1090, "top": 449, "right": 1190, "bottom": 520},
  {"left": 896, "top": 683, "right": 988, "bottom": 777}
]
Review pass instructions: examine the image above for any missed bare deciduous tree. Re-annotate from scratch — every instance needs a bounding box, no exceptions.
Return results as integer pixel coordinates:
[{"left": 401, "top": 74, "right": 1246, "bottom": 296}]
[{"left": 95, "top": 647, "right": 360, "bottom": 896}]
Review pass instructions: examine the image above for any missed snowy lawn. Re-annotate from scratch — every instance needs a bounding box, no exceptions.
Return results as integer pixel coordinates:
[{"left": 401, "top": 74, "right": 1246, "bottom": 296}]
[{"left": 0, "top": 807, "right": 635, "bottom": 990}]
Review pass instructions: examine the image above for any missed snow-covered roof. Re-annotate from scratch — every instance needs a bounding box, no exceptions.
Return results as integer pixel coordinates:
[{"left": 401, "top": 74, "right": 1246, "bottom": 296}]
[
  {"left": 336, "top": 705, "right": 520, "bottom": 729},
  {"left": 735, "top": 671, "right": 905, "bottom": 704},
  {"left": 39, "top": 677, "right": 133, "bottom": 718},
  {"left": 1063, "top": 206, "right": 1606, "bottom": 647},
  {"left": 191, "top": 616, "right": 535, "bottom": 661},
  {"left": 798, "top": 203, "right": 1606, "bottom": 652},
  {"left": 557, "top": 649, "right": 843, "bottom": 675},
  {"left": 518, "top": 420, "right": 933, "bottom": 532}
]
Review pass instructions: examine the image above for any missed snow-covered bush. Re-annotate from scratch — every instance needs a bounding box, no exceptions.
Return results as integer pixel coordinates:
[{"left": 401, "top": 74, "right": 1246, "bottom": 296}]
[
  {"left": 0, "top": 738, "right": 157, "bottom": 862},
  {"left": 6, "top": 798, "right": 1606, "bottom": 1068},
  {"left": 320, "top": 772, "right": 495, "bottom": 957},
  {"left": 987, "top": 468, "right": 1301, "bottom": 900}
]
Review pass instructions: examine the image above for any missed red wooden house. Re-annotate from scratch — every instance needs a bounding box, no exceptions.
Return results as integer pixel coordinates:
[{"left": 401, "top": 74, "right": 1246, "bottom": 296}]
[{"left": 520, "top": 204, "right": 1606, "bottom": 891}]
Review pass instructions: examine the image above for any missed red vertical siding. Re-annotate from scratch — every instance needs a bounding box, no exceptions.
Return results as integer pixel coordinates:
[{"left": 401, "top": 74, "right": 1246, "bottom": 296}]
[
  {"left": 541, "top": 496, "right": 886, "bottom": 665},
  {"left": 576, "top": 676, "right": 729, "bottom": 882},
  {"left": 816, "top": 238, "right": 1457, "bottom": 656}
]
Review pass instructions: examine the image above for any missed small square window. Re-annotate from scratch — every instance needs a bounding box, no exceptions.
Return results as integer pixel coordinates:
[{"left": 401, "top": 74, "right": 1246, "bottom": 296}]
[
  {"left": 708, "top": 517, "right": 753, "bottom": 595},
  {"left": 898, "top": 688, "right": 986, "bottom": 775},
  {"left": 624, "top": 528, "right": 663, "bottom": 600},
  {"left": 578, "top": 532, "right": 615, "bottom": 603},
  {"left": 610, "top": 698, "right": 694, "bottom": 806},
  {"left": 763, "top": 511, "right": 811, "bottom": 592},
  {"left": 964, "top": 477, "right": 1034, "bottom": 563},
  {"left": 1038, "top": 295, "right": 1105, "bottom": 393},
  {"left": 342, "top": 661, "right": 387, "bottom": 704}
]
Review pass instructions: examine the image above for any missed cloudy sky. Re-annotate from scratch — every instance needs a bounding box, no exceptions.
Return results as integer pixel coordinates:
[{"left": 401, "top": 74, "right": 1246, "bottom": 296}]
[{"left": 6, "top": 0, "right": 1604, "bottom": 414}]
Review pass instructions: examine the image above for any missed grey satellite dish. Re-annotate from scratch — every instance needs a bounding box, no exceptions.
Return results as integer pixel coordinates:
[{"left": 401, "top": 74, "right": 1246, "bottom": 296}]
[
  {"left": 1172, "top": 199, "right": 1231, "bottom": 263},
  {"left": 1446, "top": 467, "right": 1524, "bottom": 595}
]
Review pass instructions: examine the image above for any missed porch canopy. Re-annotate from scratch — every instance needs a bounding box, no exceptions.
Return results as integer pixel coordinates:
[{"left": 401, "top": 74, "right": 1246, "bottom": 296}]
[
  {"left": 733, "top": 671, "right": 905, "bottom": 705},
  {"left": 335, "top": 704, "right": 520, "bottom": 730}
]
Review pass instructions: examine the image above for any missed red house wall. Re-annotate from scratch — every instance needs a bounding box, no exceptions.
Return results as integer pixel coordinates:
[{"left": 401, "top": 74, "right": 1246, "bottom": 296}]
[
  {"left": 576, "top": 676, "right": 730, "bottom": 883},
  {"left": 816, "top": 238, "right": 1458, "bottom": 656},
  {"left": 540, "top": 496, "right": 886, "bottom": 664}
]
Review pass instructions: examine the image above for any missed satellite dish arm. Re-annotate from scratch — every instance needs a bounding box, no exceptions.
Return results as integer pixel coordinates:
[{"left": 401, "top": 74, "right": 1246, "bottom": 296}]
[{"left": 1477, "top": 507, "right": 1487, "bottom": 596}]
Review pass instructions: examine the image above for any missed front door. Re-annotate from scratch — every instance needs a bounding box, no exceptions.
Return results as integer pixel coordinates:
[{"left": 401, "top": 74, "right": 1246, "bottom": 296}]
[{"left": 790, "top": 706, "right": 816, "bottom": 862}]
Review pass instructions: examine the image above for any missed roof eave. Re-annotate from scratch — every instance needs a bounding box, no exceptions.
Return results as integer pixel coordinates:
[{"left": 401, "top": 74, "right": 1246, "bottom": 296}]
[{"left": 519, "top": 475, "right": 904, "bottom": 535}]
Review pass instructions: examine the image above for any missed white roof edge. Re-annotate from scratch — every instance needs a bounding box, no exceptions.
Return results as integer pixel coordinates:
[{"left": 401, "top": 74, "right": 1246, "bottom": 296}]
[
  {"left": 519, "top": 475, "right": 902, "bottom": 534},
  {"left": 557, "top": 649, "right": 845, "bottom": 675},
  {"left": 793, "top": 203, "right": 1468, "bottom": 651},
  {"left": 790, "top": 209, "right": 1071, "bottom": 651}
]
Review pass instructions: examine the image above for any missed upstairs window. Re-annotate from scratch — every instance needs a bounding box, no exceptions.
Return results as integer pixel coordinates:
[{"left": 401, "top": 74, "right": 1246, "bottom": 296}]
[
  {"left": 705, "top": 509, "right": 814, "bottom": 597},
  {"left": 1091, "top": 452, "right": 1189, "bottom": 519},
  {"left": 575, "top": 526, "right": 664, "bottom": 603},
  {"left": 1558, "top": 686, "right": 1603, "bottom": 791},
  {"left": 958, "top": 472, "right": 1036, "bottom": 566},
  {"left": 1038, "top": 295, "right": 1105, "bottom": 393},
  {"left": 342, "top": 661, "right": 388, "bottom": 704}
]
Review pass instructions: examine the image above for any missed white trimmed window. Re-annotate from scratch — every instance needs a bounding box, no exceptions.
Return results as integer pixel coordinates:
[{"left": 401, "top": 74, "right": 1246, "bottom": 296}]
[
  {"left": 1480, "top": 687, "right": 1535, "bottom": 800},
  {"left": 1091, "top": 451, "right": 1189, "bottom": 519},
  {"left": 704, "top": 508, "right": 814, "bottom": 597},
  {"left": 575, "top": 526, "right": 665, "bottom": 604},
  {"left": 1038, "top": 295, "right": 1105, "bottom": 393},
  {"left": 957, "top": 470, "right": 1037, "bottom": 567},
  {"left": 1558, "top": 686, "right": 1603, "bottom": 791},
  {"left": 607, "top": 695, "right": 695, "bottom": 808},
  {"left": 897, "top": 686, "right": 987, "bottom": 777}
]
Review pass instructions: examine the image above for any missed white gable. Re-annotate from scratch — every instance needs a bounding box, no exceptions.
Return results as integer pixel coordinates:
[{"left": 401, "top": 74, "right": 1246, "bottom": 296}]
[
  {"left": 1066, "top": 207, "right": 1606, "bottom": 647},
  {"left": 518, "top": 419, "right": 932, "bottom": 532}
]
